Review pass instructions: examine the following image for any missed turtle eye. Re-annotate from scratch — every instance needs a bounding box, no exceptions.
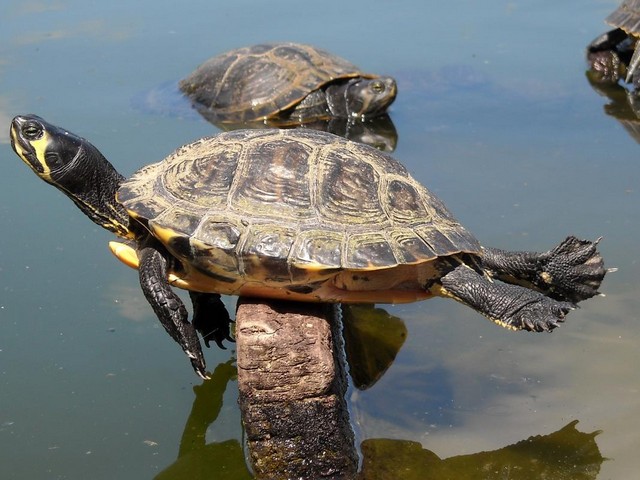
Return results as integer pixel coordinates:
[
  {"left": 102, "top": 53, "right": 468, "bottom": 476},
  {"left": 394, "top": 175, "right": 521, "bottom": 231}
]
[
  {"left": 22, "top": 121, "right": 44, "bottom": 141},
  {"left": 370, "top": 80, "right": 385, "bottom": 94}
]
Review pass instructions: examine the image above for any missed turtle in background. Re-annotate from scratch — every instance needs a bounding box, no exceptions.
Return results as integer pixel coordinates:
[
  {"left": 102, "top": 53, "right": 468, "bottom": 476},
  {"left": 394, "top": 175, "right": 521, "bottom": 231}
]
[
  {"left": 132, "top": 79, "right": 398, "bottom": 152},
  {"left": 179, "top": 43, "right": 397, "bottom": 125},
  {"left": 9, "top": 115, "right": 607, "bottom": 378},
  {"left": 587, "top": 0, "right": 640, "bottom": 87}
]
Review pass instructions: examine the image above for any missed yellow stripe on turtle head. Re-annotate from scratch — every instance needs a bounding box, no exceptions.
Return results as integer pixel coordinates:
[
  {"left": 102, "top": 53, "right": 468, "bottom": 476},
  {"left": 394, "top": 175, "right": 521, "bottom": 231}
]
[{"left": 11, "top": 125, "right": 53, "bottom": 182}]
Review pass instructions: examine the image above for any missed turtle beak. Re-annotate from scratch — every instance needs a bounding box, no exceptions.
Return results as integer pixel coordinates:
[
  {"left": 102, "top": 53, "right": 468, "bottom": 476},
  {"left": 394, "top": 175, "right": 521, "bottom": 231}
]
[
  {"left": 10, "top": 116, "right": 35, "bottom": 168},
  {"left": 9, "top": 116, "right": 25, "bottom": 152}
]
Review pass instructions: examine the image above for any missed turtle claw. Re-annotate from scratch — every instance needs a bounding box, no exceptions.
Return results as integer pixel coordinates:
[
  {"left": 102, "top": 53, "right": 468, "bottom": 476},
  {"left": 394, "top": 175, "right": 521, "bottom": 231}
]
[
  {"left": 539, "top": 236, "right": 607, "bottom": 303},
  {"left": 190, "top": 292, "right": 233, "bottom": 349},
  {"left": 512, "top": 298, "right": 576, "bottom": 333},
  {"left": 189, "top": 357, "right": 210, "bottom": 380}
]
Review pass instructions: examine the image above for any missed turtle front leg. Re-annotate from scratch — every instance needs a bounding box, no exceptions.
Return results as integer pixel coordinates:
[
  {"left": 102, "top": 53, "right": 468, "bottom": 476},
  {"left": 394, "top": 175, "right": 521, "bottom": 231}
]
[
  {"left": 438, "top": 265, "right": 575, "bottom": 332},
  {"left": 480, "top": 236, "right": 607, "bottom": 304},
  {"left": 138, "top": 242, "right": 208, "bottom": 379},
  {"left": 189, "top": 292, "right": 234, "bottom": 349}
]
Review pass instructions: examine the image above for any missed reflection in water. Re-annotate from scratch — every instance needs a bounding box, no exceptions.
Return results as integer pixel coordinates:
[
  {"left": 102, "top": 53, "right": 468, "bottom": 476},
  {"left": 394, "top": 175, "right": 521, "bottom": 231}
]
[
  {"left": 359, "top": 421, "right": 603, "bottom": 480},
  {"left": 585, "top": 71, "right": 640, "bottom": 143},
  {"left": 342, "top": 304, "right": 407, "bottom": 390},
  {"left": 154, "top": 360, "right": 252, "bottom": 480},
  {"left": 155, "top": 307, "right": 604, "bottom": 479},
  {"left": 131, "top": 80, "right": 398, "bottom": 151},
  {"left": 203, "top": 114, "right": 398, "bottom": 153}
]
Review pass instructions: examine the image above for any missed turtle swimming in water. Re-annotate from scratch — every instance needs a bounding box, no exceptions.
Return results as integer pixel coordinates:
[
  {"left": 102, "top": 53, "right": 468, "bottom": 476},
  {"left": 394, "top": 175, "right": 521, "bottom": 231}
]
[
  {"left": 179, "top": 43, "right": 397, "bottom": 125},
  {"left": 9, "top": 114, "right": 607, "bottom": 378}
]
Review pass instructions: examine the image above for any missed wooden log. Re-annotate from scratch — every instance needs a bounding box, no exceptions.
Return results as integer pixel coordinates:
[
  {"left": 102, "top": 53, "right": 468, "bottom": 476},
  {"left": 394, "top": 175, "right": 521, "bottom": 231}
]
[{"left": 236, "top": 298, "right": 357, "bottom": 480}]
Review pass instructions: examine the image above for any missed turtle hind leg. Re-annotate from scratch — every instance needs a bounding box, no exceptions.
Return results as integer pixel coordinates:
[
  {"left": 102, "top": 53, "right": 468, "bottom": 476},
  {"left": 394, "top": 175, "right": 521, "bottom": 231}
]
[
  {"left": 189, "top": 292, "right": 234, "bottom": 349},
  {"left": 480, "top": 236, "right": 607, "bottom": 304},
  {"left": 138, "top": 241, "right": 208, "bottom": 379},
  {"left": 438, "top": 265, "right": 575, "bottom": 332}
]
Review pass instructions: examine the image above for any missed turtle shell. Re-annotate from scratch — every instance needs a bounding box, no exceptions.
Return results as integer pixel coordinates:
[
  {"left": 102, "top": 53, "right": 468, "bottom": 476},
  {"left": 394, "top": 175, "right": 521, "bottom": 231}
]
[
  {"left": 178, "top": 43, "right": 378, "bottom": 123},
  {"left": 606, "top": 0, "right": 640, "bottom": 35},
  {"left": 117, "top": 129, "right": 480, "bottom": 301}
]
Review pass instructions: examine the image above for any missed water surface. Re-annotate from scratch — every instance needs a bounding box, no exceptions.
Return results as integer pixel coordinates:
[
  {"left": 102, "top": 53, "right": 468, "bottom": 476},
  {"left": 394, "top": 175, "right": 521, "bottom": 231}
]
[{"left": 0, "top": 1, "right": 638, "bottom": 478}]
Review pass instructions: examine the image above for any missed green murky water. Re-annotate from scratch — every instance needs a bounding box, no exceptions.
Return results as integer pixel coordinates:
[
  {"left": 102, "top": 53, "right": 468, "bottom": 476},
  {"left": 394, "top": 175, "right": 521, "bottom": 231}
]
[{"left": 0, "top": 1, "right": 638, "bottom": 478}]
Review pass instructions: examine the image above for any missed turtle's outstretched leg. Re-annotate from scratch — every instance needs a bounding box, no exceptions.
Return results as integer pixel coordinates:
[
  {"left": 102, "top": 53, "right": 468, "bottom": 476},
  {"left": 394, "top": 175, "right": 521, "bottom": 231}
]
[
  {"left": 480, "top": 236, "right": 607, "bottom": 303},
  {"left": 189, "top": 292, "right": 234, "bottom": 349},
  {"left": 438, "top": 265, "right": 576, "bottom": 332},
  {"left": 138, "top": 240, "right": 208, "bottom": 379}
]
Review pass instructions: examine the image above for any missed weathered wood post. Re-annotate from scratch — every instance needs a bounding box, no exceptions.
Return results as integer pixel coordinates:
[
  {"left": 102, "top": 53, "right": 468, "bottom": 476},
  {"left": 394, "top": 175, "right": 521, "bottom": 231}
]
[{"left": 235, "top": 298, "right": 358, "bottom": 479}]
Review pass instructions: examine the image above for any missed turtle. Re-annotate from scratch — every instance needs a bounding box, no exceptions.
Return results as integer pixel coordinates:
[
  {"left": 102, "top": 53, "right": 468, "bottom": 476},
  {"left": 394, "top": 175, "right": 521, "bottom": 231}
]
[
  {"left": 9, "top": 114, "right": 607, "bottom": 378},
  {"left": 178, "top": 43, "right": 397, "bottom": 125},
  {"left": 588, "top": 0, "right": 640, "bottom": 86}
]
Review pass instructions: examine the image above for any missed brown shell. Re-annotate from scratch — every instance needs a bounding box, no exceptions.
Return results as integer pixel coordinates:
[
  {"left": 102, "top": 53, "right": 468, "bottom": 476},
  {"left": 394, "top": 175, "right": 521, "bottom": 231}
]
[
  {"left": 178, "top": 43, "right": 376, "bottom": 123},
  {"left": 118, "top": 129, "right": 480, "bottom": 295},
  {"left": 606, "top": 0, "right": 640, "bottom": 35}
]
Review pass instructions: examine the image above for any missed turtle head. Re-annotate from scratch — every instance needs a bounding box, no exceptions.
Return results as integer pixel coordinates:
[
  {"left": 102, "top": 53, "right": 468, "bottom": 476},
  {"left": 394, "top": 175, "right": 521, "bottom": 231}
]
[
  {"left": 11, "top": 114, "right": 86, "bottom": 186},
  {"left": 344, "top": 76, "right": 397, "bottom": 118},
  {"left": 10, "top": 114, "right": 131, "bottom": 238}
]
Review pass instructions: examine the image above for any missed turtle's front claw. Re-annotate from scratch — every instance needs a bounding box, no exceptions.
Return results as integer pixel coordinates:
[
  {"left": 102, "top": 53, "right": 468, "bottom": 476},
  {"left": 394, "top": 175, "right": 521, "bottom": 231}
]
[{"left": 189, "top": 356, "right": 210, "bottom": 380}]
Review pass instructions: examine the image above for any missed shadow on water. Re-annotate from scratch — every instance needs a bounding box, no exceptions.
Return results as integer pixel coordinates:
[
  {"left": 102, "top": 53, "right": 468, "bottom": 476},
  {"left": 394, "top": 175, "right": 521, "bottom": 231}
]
[{"left": 154, "top": 305, "right": 604, "bottom": 480}]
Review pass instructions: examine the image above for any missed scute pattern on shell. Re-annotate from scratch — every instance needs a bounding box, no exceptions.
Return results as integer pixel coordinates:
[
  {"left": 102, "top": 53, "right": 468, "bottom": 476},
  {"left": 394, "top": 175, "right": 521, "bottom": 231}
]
[
  {"left": 607, "top": 0, "right": 640, "bottom": 33},
  {"left": 117, "top": 129, "right": 480, "bottom": 278},
  {"left": 179, "top": 43, "right": 375, "bottom": 122}
]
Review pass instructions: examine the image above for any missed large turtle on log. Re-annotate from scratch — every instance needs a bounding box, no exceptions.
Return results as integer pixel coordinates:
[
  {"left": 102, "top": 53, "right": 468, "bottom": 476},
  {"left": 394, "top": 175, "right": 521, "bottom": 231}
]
[{"left": 9, "top": 115, "right": 607, "bottom": 377}]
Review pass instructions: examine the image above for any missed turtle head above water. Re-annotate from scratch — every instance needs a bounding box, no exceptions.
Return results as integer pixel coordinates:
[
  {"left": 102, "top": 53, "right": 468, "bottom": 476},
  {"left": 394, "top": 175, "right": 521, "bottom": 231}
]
[
  {"left": 10, "top": 114, "right": 131, "bottom": 237},
  {"left": 344, "top": 76, "right": 397, "bottom": 118},
  {"left": 10, "top": 114, "right": 85, "bottom": 185}
]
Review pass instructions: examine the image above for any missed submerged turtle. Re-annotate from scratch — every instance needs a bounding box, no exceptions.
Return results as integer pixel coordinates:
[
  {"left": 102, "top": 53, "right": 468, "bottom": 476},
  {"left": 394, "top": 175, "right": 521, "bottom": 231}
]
[
  {"left": 588, "top": 0, "right": 640, "bottom": 85},
  {"left": 10, "top": 115, "right": 607, "bottom": 378},
  {"left": 179, "top": 43, "right": 397, "bottom": 125}
]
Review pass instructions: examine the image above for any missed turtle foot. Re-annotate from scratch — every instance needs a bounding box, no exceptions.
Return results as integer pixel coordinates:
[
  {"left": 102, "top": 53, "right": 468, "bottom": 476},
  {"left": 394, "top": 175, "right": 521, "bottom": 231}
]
[
  {"left": 498, "top": 296, "right": 576, "bottom": 332},
  {"left": 440, "top": 265, "right": 578, "bottom": 333},
  {"left": 190, "top": 292, "right": 235, "bottom": 349},
  {"left": 539, "top": 237, "right": 607, "bottom": 303}
]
